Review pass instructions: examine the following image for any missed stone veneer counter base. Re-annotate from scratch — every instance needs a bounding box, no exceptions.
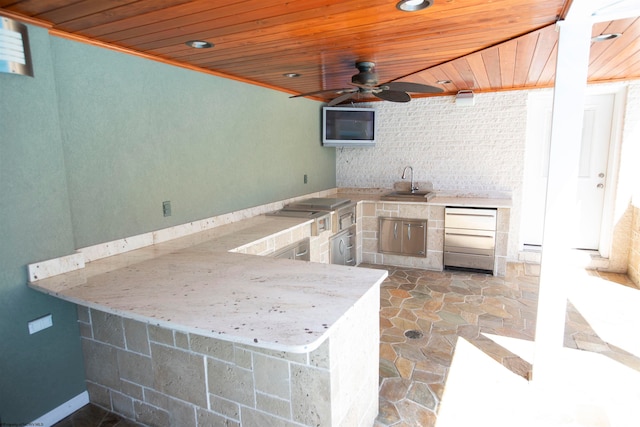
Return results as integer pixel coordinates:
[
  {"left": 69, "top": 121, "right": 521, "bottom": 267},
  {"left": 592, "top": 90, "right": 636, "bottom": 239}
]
[{"left": 29, "top": 213, "right": 387, "bottom": 426}]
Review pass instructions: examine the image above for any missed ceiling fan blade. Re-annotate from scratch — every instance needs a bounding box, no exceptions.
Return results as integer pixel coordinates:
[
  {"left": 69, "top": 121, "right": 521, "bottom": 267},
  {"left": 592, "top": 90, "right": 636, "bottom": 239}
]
[
  {"left": 384, "top": 81, "right": 444, "bottom": 94},
  {"left": 375, "top": 90, "right": 411, "bottom": 103},
  {"left": 289, "top": 88, "right": 353, "bottom": 98},
  {"left": 328, "top": 92, "right": 358, "bottom": 106}
]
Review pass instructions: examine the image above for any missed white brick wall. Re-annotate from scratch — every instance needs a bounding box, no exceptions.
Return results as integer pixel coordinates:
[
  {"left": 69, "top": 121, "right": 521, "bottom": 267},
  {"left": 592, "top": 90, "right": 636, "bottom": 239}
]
[
  {"left": 336, "top": 91, "right": 528, "bottom": 194},
  {"left": 337, "top": 91, "right": 529, "bottom": 259},
  {"left": 337, "top": 83, "right": 640, "bottom": 264}
]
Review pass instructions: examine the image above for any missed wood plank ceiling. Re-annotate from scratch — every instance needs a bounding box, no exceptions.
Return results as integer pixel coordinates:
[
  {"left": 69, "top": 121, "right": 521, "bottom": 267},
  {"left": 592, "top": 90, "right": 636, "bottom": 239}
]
[{"left": 1, "top": 0, "right": 639, "bottom": 104}]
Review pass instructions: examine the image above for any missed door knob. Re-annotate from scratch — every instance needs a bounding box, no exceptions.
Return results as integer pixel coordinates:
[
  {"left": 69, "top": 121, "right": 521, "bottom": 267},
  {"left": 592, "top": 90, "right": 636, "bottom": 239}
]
[
  {"left": 598, "top": 173, "right": 605, "bottom": 178},
  {"left": 597, "top": 183, "right": 604, "bottom": 188}
]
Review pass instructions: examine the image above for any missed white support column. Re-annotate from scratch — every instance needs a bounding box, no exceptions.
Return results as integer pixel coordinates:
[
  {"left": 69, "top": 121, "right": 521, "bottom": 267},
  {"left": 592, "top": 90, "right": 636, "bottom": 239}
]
[{"left": 531, "top": 16, "right": 593, "bottom": 384}]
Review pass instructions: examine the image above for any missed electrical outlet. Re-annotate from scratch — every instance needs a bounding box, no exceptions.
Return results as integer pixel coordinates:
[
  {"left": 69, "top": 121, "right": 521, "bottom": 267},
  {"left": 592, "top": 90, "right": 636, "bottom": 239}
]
[
  {"left": 304, "top": 174, "right": 308, "bottom": 184},
  {"left": 28, "top": 314, "right": 53, "bottom": 334},
  {"left": 162, "top": 200, "right": 171, "bottom": 217}
]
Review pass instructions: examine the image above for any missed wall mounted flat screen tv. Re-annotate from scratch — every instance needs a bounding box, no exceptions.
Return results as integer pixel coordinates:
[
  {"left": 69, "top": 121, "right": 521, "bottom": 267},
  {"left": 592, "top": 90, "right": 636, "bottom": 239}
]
[{"left": 322, "top": 106, "right": 375, "bottom": 147}]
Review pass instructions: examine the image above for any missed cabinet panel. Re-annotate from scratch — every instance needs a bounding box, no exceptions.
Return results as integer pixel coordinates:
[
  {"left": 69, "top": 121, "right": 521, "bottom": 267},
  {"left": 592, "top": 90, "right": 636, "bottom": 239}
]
[
  {"left": 272, "top": 238, "right": 310, "bottom": 261},
  {"left": 330, "top": 225, "right": 356, "bottom": 265},
  {"left": 444, "top": 228, "right": 495, "bottom": 255},
  {"left": 379, "top": 217, "right": 427, "bottom": 258},
  {"left": 444, "top": 207, "right": 496, "bottom": 273},
  {"left": 444, "top": 207, "right": 496, "bottom": 230},
  {"left": 402, "top": 221, "right": 426, "bottom": 256},
  {"left": 379, "top": 218, "right": 402, "bottom": 254}
]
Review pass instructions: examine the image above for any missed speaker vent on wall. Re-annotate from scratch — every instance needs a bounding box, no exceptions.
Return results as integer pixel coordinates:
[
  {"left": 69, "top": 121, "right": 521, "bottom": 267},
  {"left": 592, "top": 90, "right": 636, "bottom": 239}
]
[
  {"left": 0, "top": 17, "right": 33, "bottom": 77},
  {"left": 455, "top": 90, "right": 475, "bottom": 106}
]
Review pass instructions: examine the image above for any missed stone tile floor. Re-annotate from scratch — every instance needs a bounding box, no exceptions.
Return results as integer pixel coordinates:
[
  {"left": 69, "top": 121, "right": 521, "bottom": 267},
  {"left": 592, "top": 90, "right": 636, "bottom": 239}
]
[
  {"left": 54, "top": 263, "right": 639, "bottom": 427},
  {"left": 369, "top": 263, "right": 640, "bottom": 427}
]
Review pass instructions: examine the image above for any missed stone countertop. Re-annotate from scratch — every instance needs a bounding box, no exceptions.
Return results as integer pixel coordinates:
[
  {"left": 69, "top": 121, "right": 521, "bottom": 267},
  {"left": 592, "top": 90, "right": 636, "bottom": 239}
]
[
  {"left": 29, "top": 215, "right": 388, "bottom": 353},
  {"left": 335, "top": 188, "right": 512, "bottom": 208},
  {"left": 426, "top": 196, "right": 512, "bottom": 208}
]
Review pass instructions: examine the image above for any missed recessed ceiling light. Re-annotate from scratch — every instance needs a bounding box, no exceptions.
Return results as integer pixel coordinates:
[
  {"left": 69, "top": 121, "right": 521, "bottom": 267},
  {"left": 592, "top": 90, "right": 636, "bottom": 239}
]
[
  {"left": 396, "top": 0, "right": 433, "bottom": 12},
  {"left": 283, "top": 73, "right": 301, "bottom": 78},
  {"left": 436, "top": 79, "right": 451, "bottom": 85},
  {"left": 591, "top": 33, "right": 622, "bottom": 42},
  {"left": 185, "top": 40, "right": 213, "bottom": 49}
]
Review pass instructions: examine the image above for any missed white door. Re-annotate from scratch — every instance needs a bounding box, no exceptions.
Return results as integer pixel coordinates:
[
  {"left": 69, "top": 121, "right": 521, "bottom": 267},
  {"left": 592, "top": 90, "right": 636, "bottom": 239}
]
[{"left": 522, "top": 93, "right": 615, "bottom": 249}]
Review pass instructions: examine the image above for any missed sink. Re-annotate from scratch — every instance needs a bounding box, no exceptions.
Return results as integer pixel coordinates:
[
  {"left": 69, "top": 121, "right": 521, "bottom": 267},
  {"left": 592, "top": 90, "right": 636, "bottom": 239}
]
[{"left": 380, "top": 190, "right": 432, "bottom": 202}]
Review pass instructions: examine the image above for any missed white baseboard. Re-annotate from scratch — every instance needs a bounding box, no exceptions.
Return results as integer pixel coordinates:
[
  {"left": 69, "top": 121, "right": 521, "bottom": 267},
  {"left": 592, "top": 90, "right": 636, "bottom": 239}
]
[{"left": 30, "top": 391, "right": 89, "bottom": 427}]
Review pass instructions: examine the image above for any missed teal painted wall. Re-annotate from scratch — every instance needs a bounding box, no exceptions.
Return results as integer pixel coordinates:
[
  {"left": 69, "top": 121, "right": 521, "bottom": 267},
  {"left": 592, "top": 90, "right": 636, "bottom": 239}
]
[
  {"left": 1, "top": 24, "right": 332, "bottom": 422},
  {"left": 0, "top": 25, "right": 86, "bottom": 423},
  {"left": 51, "top": 38, "right": 333, "bottom": 248}
]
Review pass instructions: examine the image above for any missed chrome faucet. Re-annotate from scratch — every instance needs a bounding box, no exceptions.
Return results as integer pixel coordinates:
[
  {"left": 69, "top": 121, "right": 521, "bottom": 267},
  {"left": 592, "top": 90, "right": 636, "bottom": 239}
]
[{"left": 401, "top": 166, "right": 418, "bottom": 193}]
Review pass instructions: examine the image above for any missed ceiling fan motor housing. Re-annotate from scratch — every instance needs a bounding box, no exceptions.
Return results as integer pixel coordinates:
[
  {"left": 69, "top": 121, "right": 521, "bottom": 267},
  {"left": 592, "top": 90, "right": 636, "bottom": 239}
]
[{"left": 353, "top": 61, "right": 378, "bottom": 86}]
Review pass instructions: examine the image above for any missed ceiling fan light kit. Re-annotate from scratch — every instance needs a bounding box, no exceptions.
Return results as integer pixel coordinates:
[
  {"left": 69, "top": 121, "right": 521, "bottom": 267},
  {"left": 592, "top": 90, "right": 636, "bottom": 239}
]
[
  {"left": 396, "top": 0, "right": 434, "bottom": 12},
  {"left": 455, "top": 90, "right": 475, "bottom": 106}
]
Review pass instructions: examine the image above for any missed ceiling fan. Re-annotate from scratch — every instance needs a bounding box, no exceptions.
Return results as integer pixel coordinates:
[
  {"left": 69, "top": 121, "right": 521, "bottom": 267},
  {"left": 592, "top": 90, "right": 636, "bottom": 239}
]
[{"left": 290, "top": 61, "right": 444, "bottom": 106}]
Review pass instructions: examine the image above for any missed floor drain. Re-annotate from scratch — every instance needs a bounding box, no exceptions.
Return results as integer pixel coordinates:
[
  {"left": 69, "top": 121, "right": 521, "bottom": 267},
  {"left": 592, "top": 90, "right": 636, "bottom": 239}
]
[{"left": 404, "top": 330, "right": 423, "bottom": 339}]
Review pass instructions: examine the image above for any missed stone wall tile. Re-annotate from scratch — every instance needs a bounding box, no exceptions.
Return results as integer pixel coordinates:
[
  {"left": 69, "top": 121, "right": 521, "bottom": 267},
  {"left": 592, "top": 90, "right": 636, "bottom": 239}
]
[
  {"left": 208, "top": 394, "right": 240, "bottom": 420},
  {"left": 111, "top": 391, "right": 135, "bottom": 419},
  {"left": 253, "top": 353, "right": 290, "bottom": 399},
  {"left": 165, "top": 397, "right": 197, "bottom": 427},
  {"left": 151, "top": 343, "right": 207, "bottom": 407},
  {"left": 197, "top": 408, "right": 240, "bottom": 427},
  {"left": 234, "top": 346, "right": 253, "bottom": 369},
  {"left": 255, "top": 392, "right": 292, "bottom": 420},
  {"left": 291, "top": 364, "right": 331, "bottom": 426},
  {"left": 398, "top": 204, "right": 429, "bottom": 219},
  {"left": 190, "top": 334, "right": 234, "bottom": 360},
  {"left": 361, "top": 217, "right": 378, "bottom": 234},
  {"left": 91, "top": 309, "right": 125, "bottom": 348},
  {"left": 123, "top": 318, "right": 150, "bottom": 355},
  {"left": 245, "top": 239, "right": 270, "bottom": 255},
  {"left": 119, "top": 379, "right": 144, "bottom": 400},
  {"left": 274, "top": 231, "right": 294, "bottom": 249},
  {"left": 428, "top": 228, "right": 444, "bottom": 252},
  {"left": 134, "top": 401, "right": 170, "bottom": 427},
  {"left": 175, "top": 331, "right": 190, "bottom": 350},
  {"left": 143, "top": 388, "right": 169, "bottom": 409},
  {"left": 85, "top": 381, "right": 111, "bottom": 410},
  {"left": 362, "top": 237, "right": 379, "bottom": 253},
  {"left": 309, "top": 339, "right": 330, "bottom": 369},
  {"left": 78, "top": 322, "right": 92, "bottom": 339},
  {"left": 241, "top": 407, "right": 300, "bottom": 427},
  {"left": 207, "top": 357, "right": 255, "bottom": 407},
  {"left": 430, "top": 205, "right": 445, "bottom": 221},
  {"left": 291, "top": 225, "right": 308, "bottom": 243},
  {"left": 497, "top": 208, "right": 510, "bottom": 232},
  {"left": 82, "top": 339, "right": 120, "bottom": 389},
  {"left": 77, "top": 305, "right": 90, "bottom": 323},
  {"left": 117, "top": 348, "right": 153, "bottom": 387},
  {"left": 362, "top": 202, "right": 376, "bottom": 217},
  {"left": 149, "top": 325, "right": 174, "bottom": 346},
  {"left": 243, "top": 345, "right": 308, "bottom": 364}
]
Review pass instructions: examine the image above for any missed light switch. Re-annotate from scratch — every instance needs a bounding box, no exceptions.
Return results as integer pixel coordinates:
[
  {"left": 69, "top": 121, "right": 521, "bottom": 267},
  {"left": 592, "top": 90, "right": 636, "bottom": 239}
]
[{"left": 28, "top": 314, "right": 53, "bottom": 334}]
